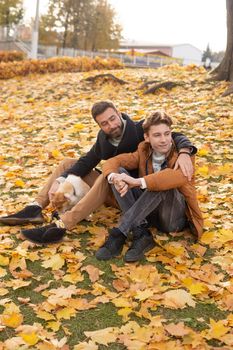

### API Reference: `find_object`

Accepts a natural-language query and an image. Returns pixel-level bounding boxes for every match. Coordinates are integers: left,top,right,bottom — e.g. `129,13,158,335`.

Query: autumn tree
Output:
40,0,94,49
0,0,24,38
87,0,122,51
212,0,233,81
39,0,121,50
39,0,75,47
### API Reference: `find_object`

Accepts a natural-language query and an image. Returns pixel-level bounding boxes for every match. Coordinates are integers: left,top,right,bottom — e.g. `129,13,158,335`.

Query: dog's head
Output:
50,191,72,212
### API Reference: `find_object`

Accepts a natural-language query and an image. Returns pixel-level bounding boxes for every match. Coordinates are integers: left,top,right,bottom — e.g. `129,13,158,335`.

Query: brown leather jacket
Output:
103,141,203,238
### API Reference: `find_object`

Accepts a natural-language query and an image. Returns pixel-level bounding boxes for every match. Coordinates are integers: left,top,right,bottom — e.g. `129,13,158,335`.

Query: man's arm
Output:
172,132,197,181
62,144,101,179
114,165,192,197
144,155,196,192
47,146,101,200
174,151,193,181
102,151,140,178
172,132,197,154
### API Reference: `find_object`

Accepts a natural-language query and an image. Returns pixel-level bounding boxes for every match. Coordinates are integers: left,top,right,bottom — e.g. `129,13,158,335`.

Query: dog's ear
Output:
64,193,72,200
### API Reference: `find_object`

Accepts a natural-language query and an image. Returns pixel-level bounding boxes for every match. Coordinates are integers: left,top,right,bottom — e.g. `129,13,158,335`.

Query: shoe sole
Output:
21,231,63,245
95,247,123,260
0,218,44,226
124,241,156,263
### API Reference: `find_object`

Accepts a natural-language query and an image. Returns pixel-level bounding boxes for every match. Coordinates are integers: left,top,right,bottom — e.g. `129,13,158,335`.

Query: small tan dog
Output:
50,175,90,214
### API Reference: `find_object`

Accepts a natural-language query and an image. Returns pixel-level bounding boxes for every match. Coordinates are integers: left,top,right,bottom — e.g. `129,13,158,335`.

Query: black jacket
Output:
63,113,196,178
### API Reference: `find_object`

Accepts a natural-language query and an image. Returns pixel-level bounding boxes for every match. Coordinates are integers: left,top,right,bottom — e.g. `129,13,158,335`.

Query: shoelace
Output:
103,232,125,249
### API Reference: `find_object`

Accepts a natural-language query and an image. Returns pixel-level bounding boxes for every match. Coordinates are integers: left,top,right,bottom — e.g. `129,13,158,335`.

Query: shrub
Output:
0,56,124,79
0,51,25,63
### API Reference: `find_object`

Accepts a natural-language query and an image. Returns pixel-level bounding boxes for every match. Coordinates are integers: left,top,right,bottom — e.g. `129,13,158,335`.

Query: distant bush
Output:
0,51,25,63
0,56,124,79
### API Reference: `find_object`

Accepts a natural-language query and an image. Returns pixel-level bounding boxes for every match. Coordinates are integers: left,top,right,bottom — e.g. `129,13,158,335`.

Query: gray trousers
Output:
112,168,187,236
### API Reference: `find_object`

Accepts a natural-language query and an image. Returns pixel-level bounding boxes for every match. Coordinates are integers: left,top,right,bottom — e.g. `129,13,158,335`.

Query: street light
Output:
31,0,40,59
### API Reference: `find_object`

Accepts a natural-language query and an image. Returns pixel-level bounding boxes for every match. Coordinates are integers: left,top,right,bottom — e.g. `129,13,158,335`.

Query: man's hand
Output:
111,173,141,196
48,180,60,201
114,180,129,197
174,153,193,181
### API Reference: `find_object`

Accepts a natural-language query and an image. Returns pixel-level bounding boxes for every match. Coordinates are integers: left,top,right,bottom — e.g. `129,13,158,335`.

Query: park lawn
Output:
0,64,232,349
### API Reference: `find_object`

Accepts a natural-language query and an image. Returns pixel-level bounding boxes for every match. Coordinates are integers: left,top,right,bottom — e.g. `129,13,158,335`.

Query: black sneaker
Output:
95,227,126,260
124,226,156,262
0,205,44,225
21,224,66,244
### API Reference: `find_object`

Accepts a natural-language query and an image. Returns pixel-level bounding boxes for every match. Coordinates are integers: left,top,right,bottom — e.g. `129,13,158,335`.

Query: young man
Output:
0,102,196,244
96,111,203,262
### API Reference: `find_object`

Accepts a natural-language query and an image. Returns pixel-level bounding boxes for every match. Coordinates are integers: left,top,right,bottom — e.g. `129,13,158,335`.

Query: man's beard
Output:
109,122,124,138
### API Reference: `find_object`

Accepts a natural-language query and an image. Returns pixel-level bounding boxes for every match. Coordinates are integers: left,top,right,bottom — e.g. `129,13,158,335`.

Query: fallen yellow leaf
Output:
217,229,233,243
1,312,23,328
19,332,39,346
84,327,118,346
163,289,196,309
56,307,76,320
74,341,98,350
36,310,56,321
14,179,25,188
207,318,230,340
200,231,215,245
0,255,10,266
42,254,65,270
46,321,61,332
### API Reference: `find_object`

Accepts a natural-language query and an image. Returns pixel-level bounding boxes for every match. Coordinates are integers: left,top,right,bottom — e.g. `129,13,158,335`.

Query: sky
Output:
23,0,227,52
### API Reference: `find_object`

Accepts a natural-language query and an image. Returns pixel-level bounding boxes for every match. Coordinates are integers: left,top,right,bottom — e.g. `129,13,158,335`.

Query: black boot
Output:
95,227,126,260
0,205,44,225
22,223,66,244
124,226,155,262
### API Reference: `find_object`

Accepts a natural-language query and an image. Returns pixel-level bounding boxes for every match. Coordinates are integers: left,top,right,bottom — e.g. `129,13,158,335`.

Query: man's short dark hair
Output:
143,111,173,134
91,101,118,120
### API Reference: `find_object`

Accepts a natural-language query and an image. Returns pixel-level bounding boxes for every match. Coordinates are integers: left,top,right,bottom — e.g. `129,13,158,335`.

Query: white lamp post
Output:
31,0,40,59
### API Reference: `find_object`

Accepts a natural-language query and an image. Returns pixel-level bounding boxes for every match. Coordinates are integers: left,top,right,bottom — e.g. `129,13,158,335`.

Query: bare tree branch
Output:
84,73,128,85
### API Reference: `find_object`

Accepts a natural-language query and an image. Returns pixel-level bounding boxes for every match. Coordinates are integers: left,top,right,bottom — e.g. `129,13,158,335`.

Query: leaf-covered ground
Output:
0,64,232,350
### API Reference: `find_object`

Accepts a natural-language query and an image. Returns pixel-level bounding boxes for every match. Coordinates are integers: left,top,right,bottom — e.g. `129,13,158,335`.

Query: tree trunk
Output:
62,7,71,49
6,8,10,38
212,0,233,81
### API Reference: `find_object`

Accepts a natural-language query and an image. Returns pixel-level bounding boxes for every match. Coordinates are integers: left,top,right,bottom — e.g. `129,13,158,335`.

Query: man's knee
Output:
58,158,77,172
94,173,107,186
60,158,76,167
118,167,128,174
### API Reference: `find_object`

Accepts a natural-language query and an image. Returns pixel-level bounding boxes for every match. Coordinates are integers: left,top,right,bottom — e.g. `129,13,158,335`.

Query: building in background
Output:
119,40,203,66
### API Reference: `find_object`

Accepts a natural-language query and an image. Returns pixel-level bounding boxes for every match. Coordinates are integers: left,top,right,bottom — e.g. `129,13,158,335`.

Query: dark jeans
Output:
112,168,187,236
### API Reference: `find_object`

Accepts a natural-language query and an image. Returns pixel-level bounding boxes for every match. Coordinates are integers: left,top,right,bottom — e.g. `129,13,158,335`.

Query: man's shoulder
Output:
96,128,107,143
134,119,144,129
122,113,144,127
138,141,150,153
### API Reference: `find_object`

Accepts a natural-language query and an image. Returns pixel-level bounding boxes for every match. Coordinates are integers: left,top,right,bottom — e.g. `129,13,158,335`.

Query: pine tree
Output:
202,44,212,62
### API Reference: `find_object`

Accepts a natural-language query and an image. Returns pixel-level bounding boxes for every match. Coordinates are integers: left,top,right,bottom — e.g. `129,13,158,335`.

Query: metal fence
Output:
0,24,183,67
38,45,183,67
0,24,184,67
